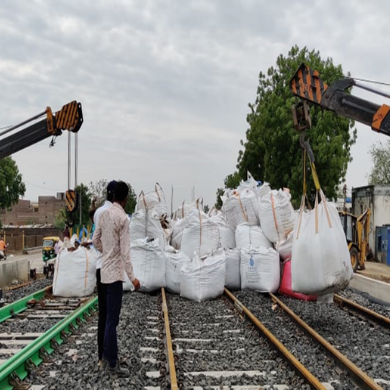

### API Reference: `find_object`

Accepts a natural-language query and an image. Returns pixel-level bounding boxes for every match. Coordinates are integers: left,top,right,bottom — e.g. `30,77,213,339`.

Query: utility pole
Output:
171,185,173,218
343,184,347,212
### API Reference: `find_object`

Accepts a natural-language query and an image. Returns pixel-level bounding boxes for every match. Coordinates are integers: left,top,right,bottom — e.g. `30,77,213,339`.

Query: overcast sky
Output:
1,0,389,211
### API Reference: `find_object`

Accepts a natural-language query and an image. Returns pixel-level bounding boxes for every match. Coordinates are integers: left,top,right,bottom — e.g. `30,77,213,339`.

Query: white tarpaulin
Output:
235,223,272,249
130,238,166,292
180,248,226,302
53,247,97,297
165,246,191,294
291,191,353,295
181,210,220,259
240,246,280,292
225,248,241,289
259,189,295,243
130,208,165,249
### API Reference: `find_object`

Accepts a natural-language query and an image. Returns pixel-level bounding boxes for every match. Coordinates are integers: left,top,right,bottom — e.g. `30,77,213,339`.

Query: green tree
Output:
237,45,357,207
124,182,137,215
367,140,390,184
54,207,67,230
0,157,26,211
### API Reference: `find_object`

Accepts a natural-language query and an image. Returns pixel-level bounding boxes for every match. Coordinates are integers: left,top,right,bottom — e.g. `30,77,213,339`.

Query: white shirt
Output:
93,200,113,269
92,203,135,284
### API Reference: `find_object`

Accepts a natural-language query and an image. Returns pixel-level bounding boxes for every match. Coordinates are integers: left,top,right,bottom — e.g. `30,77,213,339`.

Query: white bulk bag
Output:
208,206,220,218
275,231,294,260
130,238,166,292
236,172,259,193
136,183,168,217
174,197,204,219
210,213,235,249
222,188,259,230
181,210,220,259
171,218,185,250
53,247,97,297
235,223,272,249
240,246,280,292
291,191,353,295
165,247,191,294
225,248,241,289
259,189,295,243
257,182,272,199
130,208,165,249
180,248,226,302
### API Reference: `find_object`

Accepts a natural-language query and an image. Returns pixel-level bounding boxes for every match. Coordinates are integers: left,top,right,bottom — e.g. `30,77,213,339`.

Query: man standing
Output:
93,180,117,369
93,181,140,377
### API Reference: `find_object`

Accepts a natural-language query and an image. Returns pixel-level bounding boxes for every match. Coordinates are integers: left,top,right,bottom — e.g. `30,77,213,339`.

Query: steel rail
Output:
223,288,326,390
0,296,98,390
0,286,52,323
161,287,178,390
270,293,383,390
334,294,390,329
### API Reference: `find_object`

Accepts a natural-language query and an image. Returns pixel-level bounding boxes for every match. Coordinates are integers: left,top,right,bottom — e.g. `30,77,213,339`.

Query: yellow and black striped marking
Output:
65,190,78,213
55,101,83,133
290,64,328,104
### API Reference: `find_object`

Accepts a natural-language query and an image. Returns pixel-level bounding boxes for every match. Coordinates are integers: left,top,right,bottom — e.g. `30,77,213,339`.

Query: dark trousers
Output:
103,280,123,367
96,269,107,361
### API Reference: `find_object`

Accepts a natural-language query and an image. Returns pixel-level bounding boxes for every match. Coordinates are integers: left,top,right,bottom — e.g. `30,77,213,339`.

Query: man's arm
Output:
120,216,140,290
92,217,103,253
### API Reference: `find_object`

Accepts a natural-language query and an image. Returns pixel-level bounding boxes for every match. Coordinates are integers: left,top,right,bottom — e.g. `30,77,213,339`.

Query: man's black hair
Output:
114,181,129,202
107,180,118,202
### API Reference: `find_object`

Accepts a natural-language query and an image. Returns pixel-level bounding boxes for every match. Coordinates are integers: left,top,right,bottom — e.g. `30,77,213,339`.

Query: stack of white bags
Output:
53,177,353,302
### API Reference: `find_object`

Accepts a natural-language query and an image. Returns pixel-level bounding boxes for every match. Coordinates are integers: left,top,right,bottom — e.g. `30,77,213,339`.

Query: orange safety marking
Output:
305,67,314,102
372,104,390,132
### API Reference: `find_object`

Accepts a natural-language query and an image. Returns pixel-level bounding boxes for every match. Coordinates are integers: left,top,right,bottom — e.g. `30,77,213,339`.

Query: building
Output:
352,185,390,264
0,193,65,226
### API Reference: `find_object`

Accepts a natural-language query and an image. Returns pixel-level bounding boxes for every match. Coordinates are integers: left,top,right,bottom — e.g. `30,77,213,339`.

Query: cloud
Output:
1,0,390,210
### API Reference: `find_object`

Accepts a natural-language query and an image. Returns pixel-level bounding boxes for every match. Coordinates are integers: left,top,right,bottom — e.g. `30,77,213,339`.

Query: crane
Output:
0,101,83,226
290,63,390,136
289,64,386,271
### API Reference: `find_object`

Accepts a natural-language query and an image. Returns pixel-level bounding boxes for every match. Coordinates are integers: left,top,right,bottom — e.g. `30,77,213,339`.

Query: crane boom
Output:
0,101,83,159
290,64,390,136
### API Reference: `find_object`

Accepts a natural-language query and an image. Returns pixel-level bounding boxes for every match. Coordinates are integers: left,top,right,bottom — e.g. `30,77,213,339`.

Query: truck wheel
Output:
350,247,359,272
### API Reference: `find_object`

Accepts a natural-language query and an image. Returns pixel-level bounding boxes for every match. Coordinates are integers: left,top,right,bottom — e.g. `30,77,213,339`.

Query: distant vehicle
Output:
42,236,60,262
339,209,371,272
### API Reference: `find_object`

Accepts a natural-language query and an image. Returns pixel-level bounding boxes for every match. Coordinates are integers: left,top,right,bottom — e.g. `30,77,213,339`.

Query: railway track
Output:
160,289,390,389
0,286,98,389
0,285,389,389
